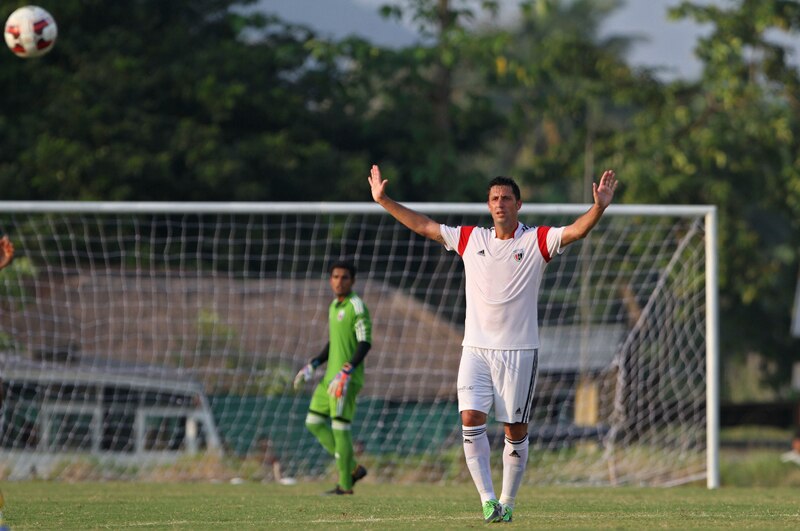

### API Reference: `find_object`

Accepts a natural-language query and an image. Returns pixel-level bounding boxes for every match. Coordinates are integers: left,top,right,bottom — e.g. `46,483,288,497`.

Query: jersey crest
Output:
513,249,525,262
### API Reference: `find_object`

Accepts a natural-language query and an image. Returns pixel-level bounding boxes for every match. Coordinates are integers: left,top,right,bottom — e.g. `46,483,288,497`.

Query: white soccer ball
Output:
4,5,57,59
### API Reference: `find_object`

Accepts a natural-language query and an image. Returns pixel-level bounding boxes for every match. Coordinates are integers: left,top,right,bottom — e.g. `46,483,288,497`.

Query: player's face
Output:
329,268,354,299
487,185,521,224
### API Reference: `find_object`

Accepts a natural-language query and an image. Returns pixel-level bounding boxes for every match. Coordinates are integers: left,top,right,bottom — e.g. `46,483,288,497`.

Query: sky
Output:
258,0,714,79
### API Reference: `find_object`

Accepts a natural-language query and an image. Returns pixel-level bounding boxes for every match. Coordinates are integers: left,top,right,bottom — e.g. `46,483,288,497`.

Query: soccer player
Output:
293,260,372,495
0,236,13,271
367,164,618,523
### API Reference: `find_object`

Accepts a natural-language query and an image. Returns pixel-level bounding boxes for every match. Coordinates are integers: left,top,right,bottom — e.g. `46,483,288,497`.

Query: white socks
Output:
499,434,529,509
462,424,495,504
463,426,530,509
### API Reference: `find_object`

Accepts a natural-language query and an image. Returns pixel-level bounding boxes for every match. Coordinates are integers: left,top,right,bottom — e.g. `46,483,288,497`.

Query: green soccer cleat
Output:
500,504,513,523
483,499,503,523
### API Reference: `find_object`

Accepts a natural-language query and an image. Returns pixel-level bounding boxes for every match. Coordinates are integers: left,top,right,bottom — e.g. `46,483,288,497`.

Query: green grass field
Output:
2,480,799,530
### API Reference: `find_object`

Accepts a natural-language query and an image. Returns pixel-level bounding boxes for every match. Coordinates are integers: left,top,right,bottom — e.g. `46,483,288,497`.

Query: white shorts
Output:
457,346,539,424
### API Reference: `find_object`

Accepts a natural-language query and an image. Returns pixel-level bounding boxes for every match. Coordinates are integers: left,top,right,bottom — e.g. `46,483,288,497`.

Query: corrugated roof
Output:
0,273,626,400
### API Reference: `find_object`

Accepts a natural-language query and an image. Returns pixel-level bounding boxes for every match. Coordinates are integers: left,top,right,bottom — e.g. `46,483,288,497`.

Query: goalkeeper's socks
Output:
305,412,335,455
499,434,529,509
332,419,356,491
462,424,495,504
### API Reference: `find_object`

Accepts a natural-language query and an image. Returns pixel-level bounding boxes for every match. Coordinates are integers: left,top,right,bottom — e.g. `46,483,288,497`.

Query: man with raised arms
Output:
368,165,618,523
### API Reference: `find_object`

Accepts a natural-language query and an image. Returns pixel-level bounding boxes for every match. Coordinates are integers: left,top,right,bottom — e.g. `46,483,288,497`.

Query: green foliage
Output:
721,449,800,487
0,0,367,201
0,256,37,305
617,0,800,390
2,0,800,395
247,363,294,397
0,256,37,318
475,0,652,202
0,331,16,351
721,426,793,442
196,308,239,356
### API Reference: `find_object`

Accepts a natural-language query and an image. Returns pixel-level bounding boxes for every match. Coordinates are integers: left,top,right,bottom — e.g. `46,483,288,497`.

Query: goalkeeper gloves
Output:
327,363,353,399
328,363,353,416
293,362,316,390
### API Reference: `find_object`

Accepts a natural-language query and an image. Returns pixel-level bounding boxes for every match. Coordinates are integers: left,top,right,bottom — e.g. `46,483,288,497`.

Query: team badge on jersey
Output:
337,309,346,321
512,249,525,262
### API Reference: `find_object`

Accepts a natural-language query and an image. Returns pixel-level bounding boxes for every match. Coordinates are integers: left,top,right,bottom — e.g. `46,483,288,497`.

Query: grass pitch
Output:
2,481,799,530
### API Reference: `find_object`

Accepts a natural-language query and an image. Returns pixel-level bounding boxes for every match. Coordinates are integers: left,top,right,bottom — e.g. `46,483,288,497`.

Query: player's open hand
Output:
593,170,618,210
368,165,388,203
0,236,14,271
293,363,315,391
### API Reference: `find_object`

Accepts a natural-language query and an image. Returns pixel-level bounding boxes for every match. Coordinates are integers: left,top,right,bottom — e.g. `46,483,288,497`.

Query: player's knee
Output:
461,409,487,426
305,411,328,429
332,418,351,430
505,422,528,440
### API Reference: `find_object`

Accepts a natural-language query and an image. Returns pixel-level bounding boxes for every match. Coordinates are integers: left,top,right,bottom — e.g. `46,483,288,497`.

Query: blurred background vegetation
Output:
0,0,799,403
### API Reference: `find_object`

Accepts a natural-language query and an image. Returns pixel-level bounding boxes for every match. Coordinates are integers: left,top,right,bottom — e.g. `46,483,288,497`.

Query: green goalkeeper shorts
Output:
309,379,362,422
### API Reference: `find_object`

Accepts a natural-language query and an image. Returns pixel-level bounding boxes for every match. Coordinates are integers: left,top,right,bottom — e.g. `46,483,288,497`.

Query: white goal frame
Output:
0,201,719,488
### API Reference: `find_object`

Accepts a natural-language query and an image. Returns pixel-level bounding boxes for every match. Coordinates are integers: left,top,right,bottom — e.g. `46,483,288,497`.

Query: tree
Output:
311,0,506,201
616,0,800,393
479,0,654,203
0,0,372,201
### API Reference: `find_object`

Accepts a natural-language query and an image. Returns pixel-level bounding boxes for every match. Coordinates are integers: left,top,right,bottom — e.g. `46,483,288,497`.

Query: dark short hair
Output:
329,260,356,279
487,176,520,201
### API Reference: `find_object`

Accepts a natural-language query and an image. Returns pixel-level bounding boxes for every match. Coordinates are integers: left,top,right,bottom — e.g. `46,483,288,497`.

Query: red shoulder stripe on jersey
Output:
536,226,552,262
458,226,476,256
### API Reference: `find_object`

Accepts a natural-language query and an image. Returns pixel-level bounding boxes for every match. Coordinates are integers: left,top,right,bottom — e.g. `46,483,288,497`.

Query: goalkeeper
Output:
293,260,372,495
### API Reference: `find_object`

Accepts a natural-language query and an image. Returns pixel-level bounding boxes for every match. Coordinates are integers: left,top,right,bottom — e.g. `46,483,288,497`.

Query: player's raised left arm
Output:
561,170,618,247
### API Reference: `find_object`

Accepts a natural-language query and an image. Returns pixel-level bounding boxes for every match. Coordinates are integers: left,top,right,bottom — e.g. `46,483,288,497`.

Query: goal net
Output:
0,202,718,487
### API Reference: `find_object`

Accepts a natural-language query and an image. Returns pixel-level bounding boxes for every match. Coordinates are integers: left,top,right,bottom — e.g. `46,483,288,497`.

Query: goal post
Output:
0,201,718,488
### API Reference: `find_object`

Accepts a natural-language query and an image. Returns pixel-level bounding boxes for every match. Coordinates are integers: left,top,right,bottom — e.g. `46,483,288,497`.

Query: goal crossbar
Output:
0,201,713,217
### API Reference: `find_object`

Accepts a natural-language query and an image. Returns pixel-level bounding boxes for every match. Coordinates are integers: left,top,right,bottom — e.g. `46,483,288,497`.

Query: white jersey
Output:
440,222,564,349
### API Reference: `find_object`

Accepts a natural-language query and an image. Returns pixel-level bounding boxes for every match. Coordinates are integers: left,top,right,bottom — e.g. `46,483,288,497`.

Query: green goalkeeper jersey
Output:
324,292,372,387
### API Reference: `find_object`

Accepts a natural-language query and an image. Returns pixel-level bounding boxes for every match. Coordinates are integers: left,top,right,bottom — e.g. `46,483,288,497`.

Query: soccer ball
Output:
4,5,57,58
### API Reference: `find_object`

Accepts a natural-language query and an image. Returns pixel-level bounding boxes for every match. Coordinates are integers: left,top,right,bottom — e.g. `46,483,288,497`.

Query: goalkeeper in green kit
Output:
293,260,371,494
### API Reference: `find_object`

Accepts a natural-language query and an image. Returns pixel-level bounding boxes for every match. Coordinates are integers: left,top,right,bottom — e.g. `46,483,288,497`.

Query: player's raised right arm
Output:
368,165,444,243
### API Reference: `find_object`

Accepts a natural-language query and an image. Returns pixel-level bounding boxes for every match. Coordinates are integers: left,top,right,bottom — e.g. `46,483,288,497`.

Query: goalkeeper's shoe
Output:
482,500,503,523
500,504,513,523
352,464,368,484
323,485,354,495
